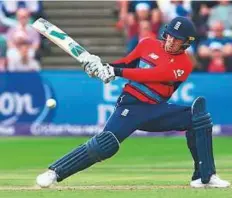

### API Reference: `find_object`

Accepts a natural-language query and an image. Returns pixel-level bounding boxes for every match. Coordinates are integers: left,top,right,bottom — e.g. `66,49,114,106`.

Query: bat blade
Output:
32,18,90,62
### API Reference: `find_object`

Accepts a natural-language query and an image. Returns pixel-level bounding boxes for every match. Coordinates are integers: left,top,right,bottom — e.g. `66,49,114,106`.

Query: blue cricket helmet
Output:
162,17,196,49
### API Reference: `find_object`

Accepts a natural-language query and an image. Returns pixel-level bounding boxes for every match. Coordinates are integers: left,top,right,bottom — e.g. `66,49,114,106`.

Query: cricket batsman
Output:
36,17,230,188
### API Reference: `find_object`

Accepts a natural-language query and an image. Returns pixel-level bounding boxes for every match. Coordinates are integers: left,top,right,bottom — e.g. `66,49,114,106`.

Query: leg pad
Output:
191,97,215,184
49,131,120,181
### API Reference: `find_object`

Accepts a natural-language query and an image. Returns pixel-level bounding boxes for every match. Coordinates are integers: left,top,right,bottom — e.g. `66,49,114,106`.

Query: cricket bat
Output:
32,18,90,62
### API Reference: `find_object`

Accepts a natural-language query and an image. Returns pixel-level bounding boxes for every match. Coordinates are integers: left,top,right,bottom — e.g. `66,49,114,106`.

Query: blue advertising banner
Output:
0,71,231,136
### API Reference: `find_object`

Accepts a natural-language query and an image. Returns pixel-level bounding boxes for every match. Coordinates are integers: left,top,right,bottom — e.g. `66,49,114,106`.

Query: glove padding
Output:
78,54,103,77
84,61,102,77
97,64,115,84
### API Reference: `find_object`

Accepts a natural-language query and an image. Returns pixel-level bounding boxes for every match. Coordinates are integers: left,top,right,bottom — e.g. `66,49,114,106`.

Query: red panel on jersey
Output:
113,38,193,103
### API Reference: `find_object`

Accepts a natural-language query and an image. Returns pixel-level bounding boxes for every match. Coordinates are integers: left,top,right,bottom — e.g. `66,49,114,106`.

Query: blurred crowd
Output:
1,0,232,73
0,0,46,72
115,0,232,73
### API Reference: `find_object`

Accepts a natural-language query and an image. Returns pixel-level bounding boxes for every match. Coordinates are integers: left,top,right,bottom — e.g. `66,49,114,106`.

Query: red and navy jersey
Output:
111,38,193,104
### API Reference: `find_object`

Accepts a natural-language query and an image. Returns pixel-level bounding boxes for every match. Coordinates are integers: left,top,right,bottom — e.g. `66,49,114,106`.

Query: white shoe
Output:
36,170,57,188
190,175,231,188
190,178,205,188
207,175,231,188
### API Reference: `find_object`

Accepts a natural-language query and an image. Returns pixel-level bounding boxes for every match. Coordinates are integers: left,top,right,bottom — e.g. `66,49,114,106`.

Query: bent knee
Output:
86,131,120,162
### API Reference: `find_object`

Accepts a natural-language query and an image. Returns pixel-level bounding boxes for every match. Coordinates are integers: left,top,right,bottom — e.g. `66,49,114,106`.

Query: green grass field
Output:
0,137,231,198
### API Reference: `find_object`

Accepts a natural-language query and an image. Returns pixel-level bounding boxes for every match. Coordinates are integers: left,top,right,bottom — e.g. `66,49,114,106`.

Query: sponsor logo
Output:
148,53,159,60
50,30,68,40
69,42,86,57
121,109,129,116
39,18,52,30
0,72,55,135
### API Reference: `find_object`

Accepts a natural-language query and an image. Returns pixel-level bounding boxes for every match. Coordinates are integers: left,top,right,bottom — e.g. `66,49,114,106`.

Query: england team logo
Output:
174,21,182,30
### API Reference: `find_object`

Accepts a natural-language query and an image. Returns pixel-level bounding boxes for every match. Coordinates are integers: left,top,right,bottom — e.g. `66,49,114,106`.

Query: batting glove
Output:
79,54,103,77
97,64,115,83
